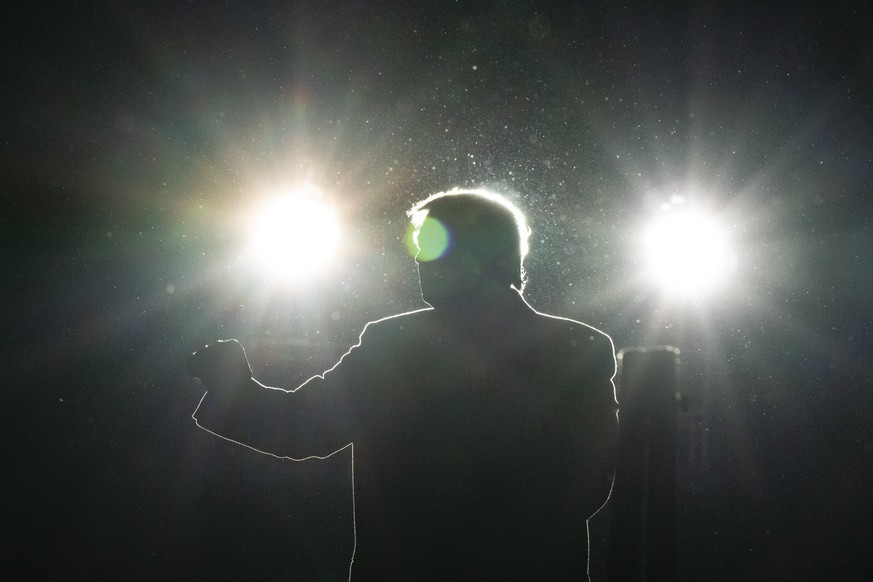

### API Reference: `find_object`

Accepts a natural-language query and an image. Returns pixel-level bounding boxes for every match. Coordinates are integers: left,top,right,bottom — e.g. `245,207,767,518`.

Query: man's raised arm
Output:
187,339,358,460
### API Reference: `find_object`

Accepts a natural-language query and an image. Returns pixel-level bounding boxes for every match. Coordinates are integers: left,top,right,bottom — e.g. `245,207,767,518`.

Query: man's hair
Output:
408,188,531,291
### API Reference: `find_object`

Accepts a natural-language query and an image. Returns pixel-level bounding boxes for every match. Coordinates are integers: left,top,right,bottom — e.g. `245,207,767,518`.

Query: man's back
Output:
190,190,619,580
334,301,617,580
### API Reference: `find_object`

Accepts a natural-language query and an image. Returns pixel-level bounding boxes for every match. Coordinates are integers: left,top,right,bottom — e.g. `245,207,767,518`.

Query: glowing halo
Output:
246,192,340,283
642,207,735,297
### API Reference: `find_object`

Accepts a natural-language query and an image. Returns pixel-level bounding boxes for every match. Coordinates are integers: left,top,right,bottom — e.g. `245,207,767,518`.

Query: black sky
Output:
3,1,873,579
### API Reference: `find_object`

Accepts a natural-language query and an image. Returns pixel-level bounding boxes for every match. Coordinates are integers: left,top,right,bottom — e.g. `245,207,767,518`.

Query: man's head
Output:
408,189,531,306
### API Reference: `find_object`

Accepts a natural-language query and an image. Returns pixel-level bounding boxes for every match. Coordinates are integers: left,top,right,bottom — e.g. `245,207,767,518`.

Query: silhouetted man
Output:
188,189,618,580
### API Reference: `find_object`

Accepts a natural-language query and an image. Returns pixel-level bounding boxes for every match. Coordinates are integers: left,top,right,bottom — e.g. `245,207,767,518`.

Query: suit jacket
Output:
194,296,618,581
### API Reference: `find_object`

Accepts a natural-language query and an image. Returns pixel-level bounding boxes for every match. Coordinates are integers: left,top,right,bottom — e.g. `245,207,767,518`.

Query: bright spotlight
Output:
247,192,340,282
642,208,735,296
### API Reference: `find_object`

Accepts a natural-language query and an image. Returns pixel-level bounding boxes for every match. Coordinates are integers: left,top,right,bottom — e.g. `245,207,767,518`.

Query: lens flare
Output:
407,216,451,261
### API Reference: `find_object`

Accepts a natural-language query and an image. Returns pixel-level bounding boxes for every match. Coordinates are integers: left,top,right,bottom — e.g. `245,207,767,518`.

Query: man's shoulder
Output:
523,308,618,406
358,308,434,338
358,304,613,354
528,309,614,350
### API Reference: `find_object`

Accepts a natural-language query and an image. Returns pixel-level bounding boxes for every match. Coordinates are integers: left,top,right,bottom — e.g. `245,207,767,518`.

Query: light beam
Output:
642,206,735,297
246,190,340,283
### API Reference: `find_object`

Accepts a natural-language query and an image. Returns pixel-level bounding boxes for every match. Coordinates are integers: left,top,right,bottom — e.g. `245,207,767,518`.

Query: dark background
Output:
3,1,872,579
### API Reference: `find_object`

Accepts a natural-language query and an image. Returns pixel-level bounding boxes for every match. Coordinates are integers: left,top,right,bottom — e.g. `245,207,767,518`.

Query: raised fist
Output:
187,339,253,390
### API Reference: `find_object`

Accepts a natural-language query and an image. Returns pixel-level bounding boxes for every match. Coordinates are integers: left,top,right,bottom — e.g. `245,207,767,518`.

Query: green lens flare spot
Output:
406,217,450,261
